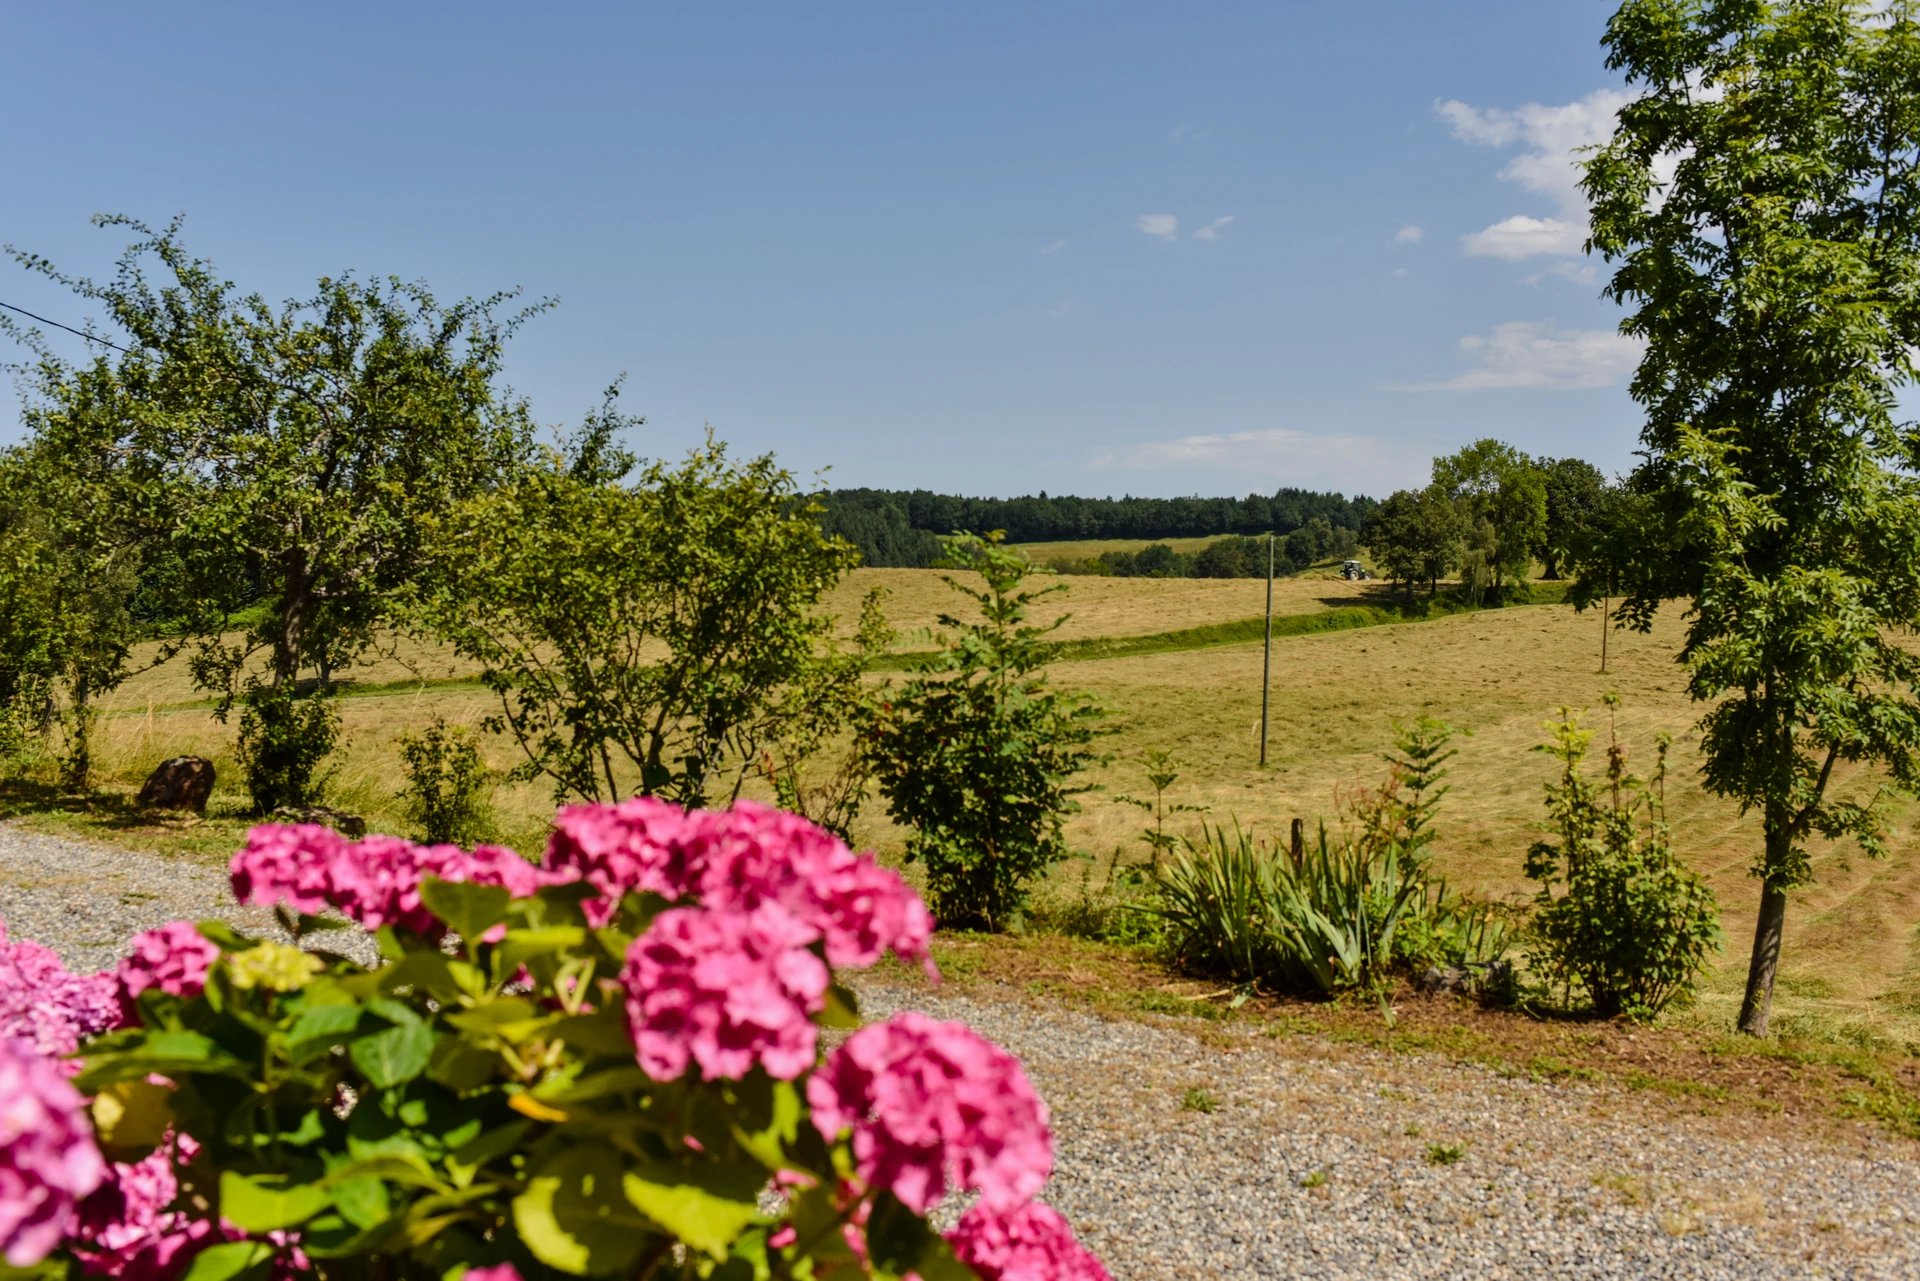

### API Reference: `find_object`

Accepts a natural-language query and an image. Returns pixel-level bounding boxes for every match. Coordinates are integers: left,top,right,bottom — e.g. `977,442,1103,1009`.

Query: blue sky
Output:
1,2,1642,499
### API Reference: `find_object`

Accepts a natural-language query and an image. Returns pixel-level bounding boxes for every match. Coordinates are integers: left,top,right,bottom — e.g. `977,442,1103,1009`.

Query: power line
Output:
0,300,134,355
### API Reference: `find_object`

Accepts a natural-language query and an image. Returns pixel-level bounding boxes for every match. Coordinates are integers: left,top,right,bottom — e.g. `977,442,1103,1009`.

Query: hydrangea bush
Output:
0,800,1110,1281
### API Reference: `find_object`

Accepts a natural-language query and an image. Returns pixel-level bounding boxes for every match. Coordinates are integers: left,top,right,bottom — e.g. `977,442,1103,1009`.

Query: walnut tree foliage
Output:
1585,0,1920,1034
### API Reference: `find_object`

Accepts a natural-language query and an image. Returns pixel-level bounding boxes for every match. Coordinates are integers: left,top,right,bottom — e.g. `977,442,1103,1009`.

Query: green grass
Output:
868,582,1570,671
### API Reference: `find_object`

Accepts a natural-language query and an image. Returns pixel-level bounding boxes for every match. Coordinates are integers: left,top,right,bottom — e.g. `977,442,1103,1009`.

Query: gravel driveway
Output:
3,822,1915,1279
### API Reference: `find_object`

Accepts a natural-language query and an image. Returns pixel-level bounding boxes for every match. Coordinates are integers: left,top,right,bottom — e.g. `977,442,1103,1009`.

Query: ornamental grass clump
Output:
0,799,1109,1281
1150,718,1510,999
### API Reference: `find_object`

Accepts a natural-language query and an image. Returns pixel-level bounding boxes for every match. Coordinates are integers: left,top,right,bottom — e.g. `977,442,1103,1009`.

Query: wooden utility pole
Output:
1260,532,1273,766
1601,593,1610,674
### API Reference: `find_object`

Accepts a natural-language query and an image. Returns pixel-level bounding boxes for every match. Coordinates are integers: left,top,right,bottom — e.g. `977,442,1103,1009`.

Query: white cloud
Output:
1092,427,1395,477
1394,224,1425,244
1137,213,1179,240
1438,88,1631,260
1521,260,1601,287
1193,216,1234,241
1392,267,1410,278
1048,298,1074,318
1040,239,1068,255
1395,321,1642,391
1460,214,1584,260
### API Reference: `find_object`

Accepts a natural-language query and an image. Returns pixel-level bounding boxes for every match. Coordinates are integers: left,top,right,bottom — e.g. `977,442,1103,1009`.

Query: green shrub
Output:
1149,718,1509,997
1525,698,1722,1019
866,532,1109,929
235,682,339,814
396,717,496,845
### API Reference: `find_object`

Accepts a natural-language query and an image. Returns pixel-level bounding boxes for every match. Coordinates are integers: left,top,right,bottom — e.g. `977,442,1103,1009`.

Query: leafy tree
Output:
1586,0,1920,1035
1190,536,1259,578
0,435,147,789
416,433,862,807
1537,456,1612,580
1362,488,1464,598
5,216,540,705
865,533,1110,929
1526,700,1722,1019
1430,439,1546,589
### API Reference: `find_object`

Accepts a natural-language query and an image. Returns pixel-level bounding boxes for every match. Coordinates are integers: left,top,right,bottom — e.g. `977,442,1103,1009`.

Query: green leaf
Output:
512,1145,657,1276
350,1021,437,1088
219,1171,334,1232
535,1064,655,1105
76,1030,246,1090
421,877,512,944
330,1178,391,1230
286,1002,365,1062
321,1153,447,1191
730,1079,801,1170
864,1192,975,1281
446,1121,530,1188
552,1008,633,1057
817,983,861,1030
428,1037,502,1092
621,1157,763,1261
444,998,540,1031
493,927,588,985
177,1241,275,1281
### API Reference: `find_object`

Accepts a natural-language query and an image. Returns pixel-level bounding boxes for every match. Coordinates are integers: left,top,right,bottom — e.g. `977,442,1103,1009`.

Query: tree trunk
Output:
274,552,314,688
1737,871,1789,1037
59,673,93,792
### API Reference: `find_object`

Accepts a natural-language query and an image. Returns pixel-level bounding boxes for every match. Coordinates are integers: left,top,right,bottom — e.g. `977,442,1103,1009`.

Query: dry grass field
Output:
39,568,1920,1049
1009,536,1222,565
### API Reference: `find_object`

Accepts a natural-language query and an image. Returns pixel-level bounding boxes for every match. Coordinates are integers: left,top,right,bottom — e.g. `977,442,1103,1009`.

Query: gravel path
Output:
4,822,1916,1279
0,822,380,971
855,983,1920,1280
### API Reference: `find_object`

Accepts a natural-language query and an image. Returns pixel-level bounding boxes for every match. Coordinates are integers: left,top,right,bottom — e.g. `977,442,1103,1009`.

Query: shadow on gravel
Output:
0,779,261,862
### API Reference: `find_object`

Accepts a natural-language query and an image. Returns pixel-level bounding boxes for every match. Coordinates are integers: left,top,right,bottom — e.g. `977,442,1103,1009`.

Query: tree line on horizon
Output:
810,486,1378,568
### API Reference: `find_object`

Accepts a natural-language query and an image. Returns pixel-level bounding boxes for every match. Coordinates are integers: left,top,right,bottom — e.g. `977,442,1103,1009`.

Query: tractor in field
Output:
1341,560,1370,580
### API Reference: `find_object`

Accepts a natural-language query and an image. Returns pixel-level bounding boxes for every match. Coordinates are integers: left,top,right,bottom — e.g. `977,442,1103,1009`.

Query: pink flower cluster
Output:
807,1013,1052,1214
74,1140,220,1281
549,800,935,975
0,925,119,1069
114,924,219,1022
230,825,552,937
621,904,828,1082
572,800,935,1084
0,1039,105,1266
946,1202,1113,1281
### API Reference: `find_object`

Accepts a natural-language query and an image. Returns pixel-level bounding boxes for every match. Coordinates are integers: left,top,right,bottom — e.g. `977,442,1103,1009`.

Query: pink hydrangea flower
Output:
0,1038,106,1265
74,1140,221,1281
546,799,936,974
0,924,119,1070
231,826,552,938
461,1265,523,1281
946,1202,1113,1281
688,802,937,977
115,924,220,1023
228,823,341,917
621,903,828,1082
544,798,702,925
807,1013,1053,1215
